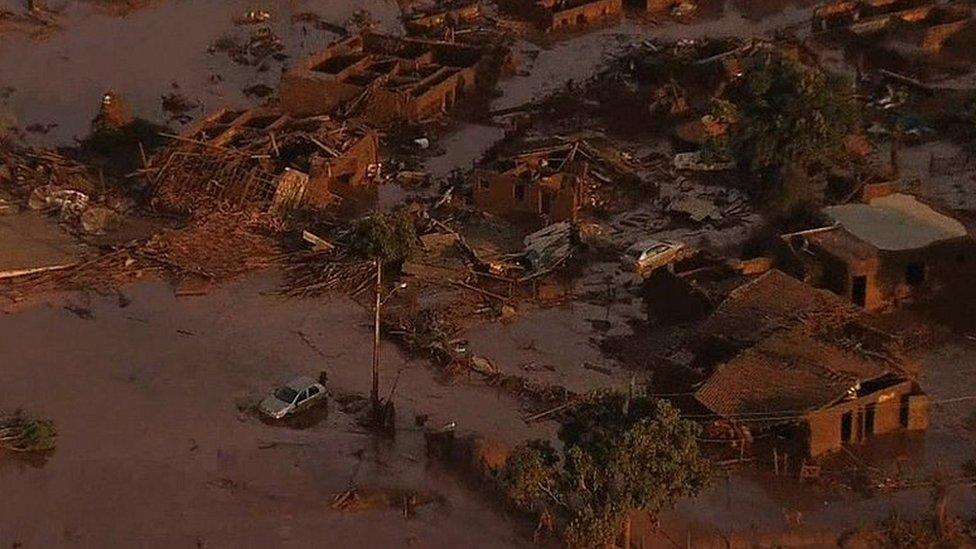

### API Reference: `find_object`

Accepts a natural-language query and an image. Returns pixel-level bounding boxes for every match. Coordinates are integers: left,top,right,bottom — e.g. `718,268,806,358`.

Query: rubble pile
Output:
139,210,284,281
279,252,375,297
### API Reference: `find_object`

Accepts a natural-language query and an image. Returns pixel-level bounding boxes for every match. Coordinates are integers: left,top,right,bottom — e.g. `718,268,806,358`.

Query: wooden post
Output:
773,447,779,475
371,258,382,417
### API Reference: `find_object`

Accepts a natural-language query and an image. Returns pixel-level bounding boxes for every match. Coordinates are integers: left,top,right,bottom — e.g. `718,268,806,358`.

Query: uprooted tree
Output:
496,394,710,547
717,47,862,219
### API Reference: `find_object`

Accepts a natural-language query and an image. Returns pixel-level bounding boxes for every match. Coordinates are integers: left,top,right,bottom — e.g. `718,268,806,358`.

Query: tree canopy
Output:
497,394,710,547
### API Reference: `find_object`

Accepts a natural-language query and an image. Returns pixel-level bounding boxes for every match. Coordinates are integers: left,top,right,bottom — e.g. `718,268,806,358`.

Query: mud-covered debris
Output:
0,411,57,452
234,10,271,25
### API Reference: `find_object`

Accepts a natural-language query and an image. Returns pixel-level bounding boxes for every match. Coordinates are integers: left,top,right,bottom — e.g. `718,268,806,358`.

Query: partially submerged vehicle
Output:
623,239,686,275
259,376,326,420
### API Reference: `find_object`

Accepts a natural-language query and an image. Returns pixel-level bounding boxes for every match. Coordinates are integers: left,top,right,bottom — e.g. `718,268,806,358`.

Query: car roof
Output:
284,376,316,391
628,238,669,251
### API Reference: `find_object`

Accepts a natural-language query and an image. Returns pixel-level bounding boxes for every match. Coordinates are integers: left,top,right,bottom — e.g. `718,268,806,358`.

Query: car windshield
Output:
274,387,299,403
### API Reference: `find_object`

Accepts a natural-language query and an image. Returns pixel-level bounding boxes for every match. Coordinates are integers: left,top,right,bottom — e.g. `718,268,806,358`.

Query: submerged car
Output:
259,376,326,420
623,239,685,275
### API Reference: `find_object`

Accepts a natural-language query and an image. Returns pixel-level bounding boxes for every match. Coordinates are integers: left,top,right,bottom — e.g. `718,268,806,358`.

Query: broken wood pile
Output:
146,143,279,214
0,144,100,201
331,487,443,515
0,411,57,453
138,209,285,280
0,246,149,299
278,251,375,297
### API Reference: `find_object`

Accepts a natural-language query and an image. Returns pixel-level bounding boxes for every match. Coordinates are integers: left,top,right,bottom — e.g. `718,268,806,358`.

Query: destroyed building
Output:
401,0,484,36
693,269,928,457
280,32,497,124
782,190,974,311
148,106,379,214
497,0,622,32
812,0,973,51
472,141,591,225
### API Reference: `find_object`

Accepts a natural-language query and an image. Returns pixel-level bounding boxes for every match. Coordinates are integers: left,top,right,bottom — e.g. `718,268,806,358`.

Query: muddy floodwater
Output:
0,275,544,547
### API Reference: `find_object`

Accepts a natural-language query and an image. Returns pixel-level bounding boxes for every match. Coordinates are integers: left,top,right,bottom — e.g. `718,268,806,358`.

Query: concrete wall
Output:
812,238,976,311
546,0,622,30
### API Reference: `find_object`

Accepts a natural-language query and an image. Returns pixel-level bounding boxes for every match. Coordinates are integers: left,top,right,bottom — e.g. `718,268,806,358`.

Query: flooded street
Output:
0,275,542,547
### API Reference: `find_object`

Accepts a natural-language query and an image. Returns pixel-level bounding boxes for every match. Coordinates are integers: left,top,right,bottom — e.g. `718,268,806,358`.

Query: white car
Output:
623,239,685,275
259,376,326,420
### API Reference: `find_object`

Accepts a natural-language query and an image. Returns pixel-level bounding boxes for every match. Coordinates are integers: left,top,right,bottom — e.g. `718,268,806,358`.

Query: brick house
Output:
280,32,494,125
782,191,974,311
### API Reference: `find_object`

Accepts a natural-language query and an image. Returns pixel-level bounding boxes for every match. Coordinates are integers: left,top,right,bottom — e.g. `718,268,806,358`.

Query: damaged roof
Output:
695,328,894,425
824,193,968,251
700,269,860,345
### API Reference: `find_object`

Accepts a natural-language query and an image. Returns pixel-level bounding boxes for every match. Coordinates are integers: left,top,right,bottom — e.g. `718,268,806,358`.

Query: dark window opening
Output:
541,193,553,214
852,276,867,307
841,411,853,443
900,395,911,428
906,262,925,286
865,404,876,436
514,184,526,201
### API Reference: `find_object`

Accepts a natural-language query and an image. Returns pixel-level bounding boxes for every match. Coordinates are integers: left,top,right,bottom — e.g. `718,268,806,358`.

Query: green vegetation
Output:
0,412,57,452
350,210,418,265
497,394,710,547
722,49,862,217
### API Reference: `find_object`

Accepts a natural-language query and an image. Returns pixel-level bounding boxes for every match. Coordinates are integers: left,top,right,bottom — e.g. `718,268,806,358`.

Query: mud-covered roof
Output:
700,269,860,345
695,328,893,424
824,193,968,252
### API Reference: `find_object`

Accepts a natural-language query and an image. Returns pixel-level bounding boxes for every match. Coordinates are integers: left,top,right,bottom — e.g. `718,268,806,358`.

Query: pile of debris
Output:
145,107,378,216
138,209,284,281
0,411,56,453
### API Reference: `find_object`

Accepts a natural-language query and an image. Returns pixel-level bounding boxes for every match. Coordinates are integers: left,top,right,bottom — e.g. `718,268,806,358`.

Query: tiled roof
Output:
695,328,892,425
700,269,860,345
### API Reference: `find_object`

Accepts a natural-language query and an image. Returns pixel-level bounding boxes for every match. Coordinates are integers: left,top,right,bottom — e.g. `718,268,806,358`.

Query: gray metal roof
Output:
824,193,967,251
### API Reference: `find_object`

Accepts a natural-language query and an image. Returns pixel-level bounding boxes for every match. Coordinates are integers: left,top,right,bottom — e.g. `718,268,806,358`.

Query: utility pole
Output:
371,258,381,417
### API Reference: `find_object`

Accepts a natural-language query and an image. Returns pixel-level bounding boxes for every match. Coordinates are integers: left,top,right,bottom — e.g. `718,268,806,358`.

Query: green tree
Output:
497,395,710,547
350,210,418,265
728,49,861,214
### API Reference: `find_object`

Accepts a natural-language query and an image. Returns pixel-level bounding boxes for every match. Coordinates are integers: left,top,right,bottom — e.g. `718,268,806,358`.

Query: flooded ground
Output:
0,274,547,547
654,339,976,545
3,0,976,546
0,0,401,145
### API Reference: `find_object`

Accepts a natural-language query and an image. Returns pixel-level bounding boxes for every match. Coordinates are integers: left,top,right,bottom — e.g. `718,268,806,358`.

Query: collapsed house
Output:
472,140,590,224
148,106,379,214
812,0,972,52
401,0,484,36
693,269,928,457
782,190,974,311
280,32,498,124
497,0,622,32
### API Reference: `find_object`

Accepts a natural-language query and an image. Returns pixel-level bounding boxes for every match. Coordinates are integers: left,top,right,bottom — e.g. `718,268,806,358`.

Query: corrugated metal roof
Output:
824,193,968,251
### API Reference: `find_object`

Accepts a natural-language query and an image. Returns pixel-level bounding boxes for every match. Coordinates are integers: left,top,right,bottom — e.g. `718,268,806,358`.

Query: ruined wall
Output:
547,0,622,30
805,380,925,457
280,75,363,117
473,171,579,222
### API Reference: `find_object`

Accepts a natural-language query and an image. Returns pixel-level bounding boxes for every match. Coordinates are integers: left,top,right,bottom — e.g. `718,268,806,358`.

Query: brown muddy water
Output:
0,274,548,547
0,0,402,145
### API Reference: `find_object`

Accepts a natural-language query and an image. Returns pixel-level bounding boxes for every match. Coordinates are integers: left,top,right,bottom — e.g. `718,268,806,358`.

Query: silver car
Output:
623,239,685,275
259,376,326,420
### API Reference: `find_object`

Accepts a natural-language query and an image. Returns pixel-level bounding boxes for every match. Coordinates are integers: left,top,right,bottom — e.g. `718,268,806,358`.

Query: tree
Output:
350,209,418,265
497,395,710,547
725,49,861,215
